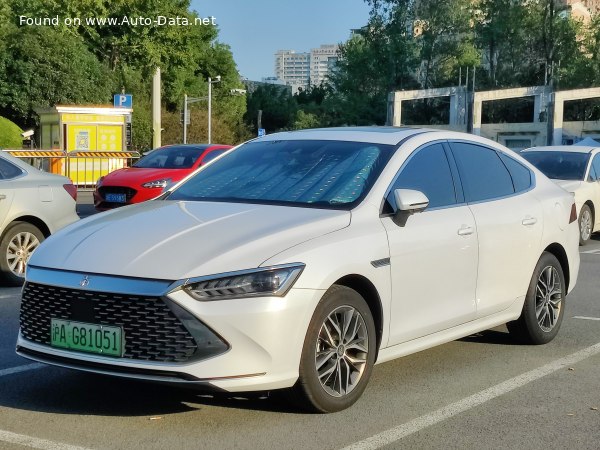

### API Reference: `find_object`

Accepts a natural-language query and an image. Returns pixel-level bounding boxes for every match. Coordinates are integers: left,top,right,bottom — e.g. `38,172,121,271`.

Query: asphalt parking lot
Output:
0,199,599,449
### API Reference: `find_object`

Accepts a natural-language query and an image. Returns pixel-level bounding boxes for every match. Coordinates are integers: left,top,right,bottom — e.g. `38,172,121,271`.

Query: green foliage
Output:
0,0,246,148
244,85,297,134
0,116,23,148
0,25,116,122
292,111,321,130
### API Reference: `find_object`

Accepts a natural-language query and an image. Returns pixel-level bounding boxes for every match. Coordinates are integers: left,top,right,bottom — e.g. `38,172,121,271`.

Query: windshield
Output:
133,146,208,169
521,151,590,181
167,139,397,209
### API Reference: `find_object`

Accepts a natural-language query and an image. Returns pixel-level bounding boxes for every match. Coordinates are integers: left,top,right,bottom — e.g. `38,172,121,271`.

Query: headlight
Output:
96,176,104,188
142,178,171,189
182,264,305,301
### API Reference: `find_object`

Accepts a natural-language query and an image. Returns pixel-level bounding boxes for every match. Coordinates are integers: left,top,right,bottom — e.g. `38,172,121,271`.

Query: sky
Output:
190,0,371,81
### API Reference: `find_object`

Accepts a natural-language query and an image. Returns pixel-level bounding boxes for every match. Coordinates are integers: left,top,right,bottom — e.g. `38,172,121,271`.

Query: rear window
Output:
521,151,589,181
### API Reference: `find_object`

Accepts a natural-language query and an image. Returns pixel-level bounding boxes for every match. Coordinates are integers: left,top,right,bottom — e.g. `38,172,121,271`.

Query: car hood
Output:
102,167,190,185
30,200,350,280
554,179,583,193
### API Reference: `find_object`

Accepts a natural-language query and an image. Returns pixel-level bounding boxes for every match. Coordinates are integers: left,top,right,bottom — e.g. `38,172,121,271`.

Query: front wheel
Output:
0,222,44,286
288,285,376,413
507,252,565,345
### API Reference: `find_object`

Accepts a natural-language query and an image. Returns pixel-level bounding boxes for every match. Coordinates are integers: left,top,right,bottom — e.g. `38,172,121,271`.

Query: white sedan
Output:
521,144,600,245
0,152,79,285
17,128,579,412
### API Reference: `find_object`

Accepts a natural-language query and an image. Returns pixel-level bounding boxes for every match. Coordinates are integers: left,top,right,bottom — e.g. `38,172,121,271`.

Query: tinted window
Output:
134,145,209,169
499,153,532,192
592,154,600,181
201,149,227,165
451,142,514,202
589,163,598,181
520,151,590,181
0,157,24,180
168,140,396,209
390,143,457,209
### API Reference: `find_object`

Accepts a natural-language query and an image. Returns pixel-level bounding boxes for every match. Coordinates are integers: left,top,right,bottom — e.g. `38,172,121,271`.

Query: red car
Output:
94,144,232,210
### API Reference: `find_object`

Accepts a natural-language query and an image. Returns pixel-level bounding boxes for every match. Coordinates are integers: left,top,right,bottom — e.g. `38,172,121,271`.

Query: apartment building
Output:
274,44,340,92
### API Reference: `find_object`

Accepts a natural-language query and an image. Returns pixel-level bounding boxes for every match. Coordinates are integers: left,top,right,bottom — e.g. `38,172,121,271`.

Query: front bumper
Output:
16,268,324,392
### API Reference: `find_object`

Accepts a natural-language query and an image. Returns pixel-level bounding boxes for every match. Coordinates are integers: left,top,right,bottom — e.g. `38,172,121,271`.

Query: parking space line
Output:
0,429,91,450
573,316,600,321
340,342,600,450
0,363,44,378
580,249,600,254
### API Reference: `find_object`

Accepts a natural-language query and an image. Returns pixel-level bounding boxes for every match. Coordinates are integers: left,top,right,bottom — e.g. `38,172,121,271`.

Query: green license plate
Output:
50,319,124,357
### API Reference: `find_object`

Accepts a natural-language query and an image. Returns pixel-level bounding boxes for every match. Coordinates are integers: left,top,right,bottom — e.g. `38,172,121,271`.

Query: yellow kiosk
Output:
36,105,134,186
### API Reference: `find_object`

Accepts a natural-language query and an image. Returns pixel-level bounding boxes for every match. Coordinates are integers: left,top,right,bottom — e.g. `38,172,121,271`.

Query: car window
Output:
168,140,397,210
451,142,514,203
388,143,457,209
0,157,25,180
589,163,598,181
201,149,227,165
592,154,600,181
498,152,532,192
520,151,590,181
133,146,208,169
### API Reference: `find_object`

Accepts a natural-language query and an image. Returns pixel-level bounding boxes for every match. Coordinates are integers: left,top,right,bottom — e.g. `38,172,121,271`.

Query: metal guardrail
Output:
2,149,140,191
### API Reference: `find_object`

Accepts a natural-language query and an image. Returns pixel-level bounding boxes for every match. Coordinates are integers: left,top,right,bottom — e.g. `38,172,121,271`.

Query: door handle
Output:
522,217,537,226
0,195,5,200
457,225,474,236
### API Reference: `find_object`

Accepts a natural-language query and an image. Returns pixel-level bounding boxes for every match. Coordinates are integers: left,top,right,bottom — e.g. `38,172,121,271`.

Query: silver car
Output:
0,152,79,285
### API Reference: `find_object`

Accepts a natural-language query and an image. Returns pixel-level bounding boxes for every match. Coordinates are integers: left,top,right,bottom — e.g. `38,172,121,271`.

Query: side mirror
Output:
394,189,429,214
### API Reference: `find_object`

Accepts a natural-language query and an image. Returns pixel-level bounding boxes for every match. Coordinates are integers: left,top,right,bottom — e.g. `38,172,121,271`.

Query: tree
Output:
0,25,116,124
244,85,297,133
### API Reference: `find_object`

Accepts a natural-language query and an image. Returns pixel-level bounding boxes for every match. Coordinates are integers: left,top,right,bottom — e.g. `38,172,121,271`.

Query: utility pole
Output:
183,94,188,144
208,75,221,144
152,68,161,148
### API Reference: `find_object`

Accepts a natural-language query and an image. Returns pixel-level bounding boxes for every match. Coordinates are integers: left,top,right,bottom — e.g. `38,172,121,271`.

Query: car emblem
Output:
80,276,90,287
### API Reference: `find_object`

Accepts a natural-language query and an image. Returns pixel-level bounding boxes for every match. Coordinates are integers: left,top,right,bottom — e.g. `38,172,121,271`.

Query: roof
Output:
521,145,599,154
259,127,429,146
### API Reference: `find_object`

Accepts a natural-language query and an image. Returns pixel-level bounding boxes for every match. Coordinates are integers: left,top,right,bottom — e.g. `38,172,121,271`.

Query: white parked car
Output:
521,144,600,245
0,152,79,285
17,128,579,412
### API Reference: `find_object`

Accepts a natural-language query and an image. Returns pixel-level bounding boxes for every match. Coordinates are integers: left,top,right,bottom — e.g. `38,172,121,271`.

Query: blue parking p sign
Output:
258,128,266,137
114,94,133,108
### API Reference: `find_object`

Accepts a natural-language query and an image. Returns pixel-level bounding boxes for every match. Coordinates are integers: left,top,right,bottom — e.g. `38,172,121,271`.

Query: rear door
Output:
449,141,543,318
0,158,22,228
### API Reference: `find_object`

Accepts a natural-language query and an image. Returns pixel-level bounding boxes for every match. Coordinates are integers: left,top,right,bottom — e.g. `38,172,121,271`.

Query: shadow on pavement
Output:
0,366,302,416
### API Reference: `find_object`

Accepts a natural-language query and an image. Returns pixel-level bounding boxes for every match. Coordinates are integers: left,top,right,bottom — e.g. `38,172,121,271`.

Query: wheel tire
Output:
0,222,44,286
288,285,377,413
507,252,566,345
578,204,593,246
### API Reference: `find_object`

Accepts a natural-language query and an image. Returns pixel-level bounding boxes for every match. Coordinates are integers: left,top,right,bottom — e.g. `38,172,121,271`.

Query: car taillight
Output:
569,202,577,224
63,184,77,201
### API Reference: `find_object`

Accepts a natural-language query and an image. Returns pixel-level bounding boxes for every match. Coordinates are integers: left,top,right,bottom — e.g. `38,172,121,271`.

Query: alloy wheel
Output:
535,265,563,332
6,231,40,277
315,305,369,397
580,208,592,242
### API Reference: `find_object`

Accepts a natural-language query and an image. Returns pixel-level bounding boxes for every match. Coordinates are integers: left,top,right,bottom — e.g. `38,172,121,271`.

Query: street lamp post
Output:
208,75,221,144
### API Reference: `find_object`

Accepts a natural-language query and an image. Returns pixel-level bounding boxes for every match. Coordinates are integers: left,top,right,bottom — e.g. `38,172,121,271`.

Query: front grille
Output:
20,282,225,363
98,186,137,201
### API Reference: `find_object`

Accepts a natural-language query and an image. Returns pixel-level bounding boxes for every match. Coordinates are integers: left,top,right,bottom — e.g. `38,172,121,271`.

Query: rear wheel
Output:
507,252,565,344
578,204,592,246
288,285,376,413
0,222,44,286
